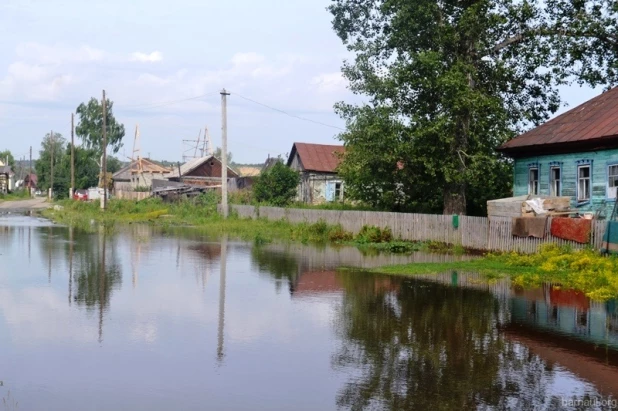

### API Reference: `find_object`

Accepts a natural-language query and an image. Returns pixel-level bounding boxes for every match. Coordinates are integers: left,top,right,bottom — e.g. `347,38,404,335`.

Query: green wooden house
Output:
499,87,618,219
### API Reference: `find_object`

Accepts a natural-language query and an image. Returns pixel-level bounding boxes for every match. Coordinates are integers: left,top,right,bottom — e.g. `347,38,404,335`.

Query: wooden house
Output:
167,155,239,186
499,87,618,218
0,164,14,194
286,143,346,204
112,158,171,192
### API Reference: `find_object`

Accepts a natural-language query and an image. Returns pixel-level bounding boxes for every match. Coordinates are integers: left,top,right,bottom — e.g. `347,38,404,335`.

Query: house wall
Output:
297,173,344,204
113,173,163,192
513,149,618,218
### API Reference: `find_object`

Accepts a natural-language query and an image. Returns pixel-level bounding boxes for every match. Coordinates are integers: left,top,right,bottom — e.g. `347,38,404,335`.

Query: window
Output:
609,165,618,199
550,167,561,196
335,182,343,200
578,165,591,202
528,168,539,195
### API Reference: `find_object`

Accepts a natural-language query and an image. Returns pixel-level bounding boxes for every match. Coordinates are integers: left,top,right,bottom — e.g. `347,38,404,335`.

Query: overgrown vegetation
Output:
375,244,618,300
253,162,300,206
0,189,31,201
42,197,459,255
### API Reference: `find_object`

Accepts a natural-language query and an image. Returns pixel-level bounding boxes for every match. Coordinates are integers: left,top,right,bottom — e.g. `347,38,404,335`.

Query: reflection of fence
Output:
225,205,607,254
115,190,151,201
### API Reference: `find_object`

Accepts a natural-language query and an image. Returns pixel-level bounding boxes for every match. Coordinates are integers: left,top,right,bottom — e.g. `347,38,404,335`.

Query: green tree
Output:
253,162,299,206
54,145,100,197
106,156,123,174
330,0,618,215
35,132,66,195
214,147,233,163
76,97,126,186
0,150,15,169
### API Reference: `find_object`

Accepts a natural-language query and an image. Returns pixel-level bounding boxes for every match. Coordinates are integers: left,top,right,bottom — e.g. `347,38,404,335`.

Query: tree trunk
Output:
443,182,467,215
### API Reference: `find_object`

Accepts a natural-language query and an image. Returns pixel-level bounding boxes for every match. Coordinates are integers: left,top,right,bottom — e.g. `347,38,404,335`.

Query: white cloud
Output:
0,61,73,101
130,51,163,63
311,72,347,94
15,42,106,65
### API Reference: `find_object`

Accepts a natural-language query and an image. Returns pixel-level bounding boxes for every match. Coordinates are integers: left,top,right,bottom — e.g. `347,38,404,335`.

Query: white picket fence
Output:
224,205,607,254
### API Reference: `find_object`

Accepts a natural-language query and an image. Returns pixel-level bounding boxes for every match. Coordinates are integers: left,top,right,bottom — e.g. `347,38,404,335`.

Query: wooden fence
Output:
115,190,151,201
225,204,607,254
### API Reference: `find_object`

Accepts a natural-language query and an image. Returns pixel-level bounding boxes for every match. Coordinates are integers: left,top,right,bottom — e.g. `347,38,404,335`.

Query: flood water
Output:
2,215,618,410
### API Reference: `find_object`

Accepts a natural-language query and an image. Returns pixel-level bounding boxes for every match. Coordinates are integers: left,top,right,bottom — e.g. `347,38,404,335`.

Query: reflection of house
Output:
291,270,399,297
499,87,618,217
112,158,171,192
167,156,239,187
504,324,618,397
510,285,618,348
287,143,346,204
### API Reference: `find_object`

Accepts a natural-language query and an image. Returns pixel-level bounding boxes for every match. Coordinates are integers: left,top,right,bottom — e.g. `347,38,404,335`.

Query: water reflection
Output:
1,216,618,410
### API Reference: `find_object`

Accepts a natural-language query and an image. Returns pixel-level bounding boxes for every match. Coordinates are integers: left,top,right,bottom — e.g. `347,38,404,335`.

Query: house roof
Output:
168,155,238,178
0,166,13,176
24,174,37,185
287,142,345,173
237,166,261,176
499,87,618,156
112,158,171,180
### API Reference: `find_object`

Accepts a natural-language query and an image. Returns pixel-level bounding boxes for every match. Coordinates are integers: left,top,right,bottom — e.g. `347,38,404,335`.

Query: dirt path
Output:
0,197,51,212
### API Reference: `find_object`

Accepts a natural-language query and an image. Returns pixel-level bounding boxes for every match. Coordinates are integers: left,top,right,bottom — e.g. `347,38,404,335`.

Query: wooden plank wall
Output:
227,205,607,254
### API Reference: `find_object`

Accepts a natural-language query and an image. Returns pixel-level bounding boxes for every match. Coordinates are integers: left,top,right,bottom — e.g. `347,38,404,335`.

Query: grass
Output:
373,244,618,301
0,190,31,201
41,196,464,254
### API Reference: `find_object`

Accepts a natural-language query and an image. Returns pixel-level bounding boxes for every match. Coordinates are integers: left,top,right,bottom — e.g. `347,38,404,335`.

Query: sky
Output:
0,0,605,164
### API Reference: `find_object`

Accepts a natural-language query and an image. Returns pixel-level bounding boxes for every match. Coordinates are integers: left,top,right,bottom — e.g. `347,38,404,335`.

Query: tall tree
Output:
35,132,66,195
0,150,15,169
76,97,126,186
330,0,618,215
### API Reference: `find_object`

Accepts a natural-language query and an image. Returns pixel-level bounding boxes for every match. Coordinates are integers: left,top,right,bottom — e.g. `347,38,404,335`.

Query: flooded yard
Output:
1,214,617,410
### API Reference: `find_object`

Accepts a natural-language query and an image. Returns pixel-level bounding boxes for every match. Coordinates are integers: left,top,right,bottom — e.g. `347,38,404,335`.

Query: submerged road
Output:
0,197,51,212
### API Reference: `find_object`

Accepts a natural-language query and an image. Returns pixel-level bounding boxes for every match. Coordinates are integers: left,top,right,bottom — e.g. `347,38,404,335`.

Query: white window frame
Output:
577,165,591,202
608,164,618,200
334,181,343,200
550,166,561,197
528,167,539,195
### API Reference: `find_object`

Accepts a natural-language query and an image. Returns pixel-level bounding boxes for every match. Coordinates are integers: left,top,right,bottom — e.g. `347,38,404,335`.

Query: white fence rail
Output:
224,205,607,254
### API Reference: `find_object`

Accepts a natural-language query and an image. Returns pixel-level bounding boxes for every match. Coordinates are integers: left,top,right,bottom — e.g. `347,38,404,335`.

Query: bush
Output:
356,225,393,243
253,162,299,206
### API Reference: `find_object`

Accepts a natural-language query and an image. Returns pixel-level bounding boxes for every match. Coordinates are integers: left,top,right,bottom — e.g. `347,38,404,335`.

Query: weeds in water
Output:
2,391,18,411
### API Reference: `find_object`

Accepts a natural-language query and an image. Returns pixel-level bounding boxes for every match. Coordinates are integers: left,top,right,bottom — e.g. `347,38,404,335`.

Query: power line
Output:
229,92,345,131
118,91,220,110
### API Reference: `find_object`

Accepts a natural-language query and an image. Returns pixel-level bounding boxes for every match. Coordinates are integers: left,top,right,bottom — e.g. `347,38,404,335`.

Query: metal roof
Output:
112,158,171,180
287,143,345,173
168,155,238,178
500,87,618,154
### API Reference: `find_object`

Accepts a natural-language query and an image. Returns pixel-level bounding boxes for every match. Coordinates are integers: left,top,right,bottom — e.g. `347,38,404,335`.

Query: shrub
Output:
253,162,300,206
356,225,392,243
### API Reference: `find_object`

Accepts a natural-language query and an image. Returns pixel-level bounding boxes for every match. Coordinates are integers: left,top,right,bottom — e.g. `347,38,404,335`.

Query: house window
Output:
578,165,591,202
550,166,561,197
609,165,618,200
335,182,343,200
528,167,539,195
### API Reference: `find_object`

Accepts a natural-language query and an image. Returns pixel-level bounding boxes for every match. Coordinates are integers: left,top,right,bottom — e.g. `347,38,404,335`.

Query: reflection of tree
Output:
72,232,122,312
332,273,563,410
250,247,299,293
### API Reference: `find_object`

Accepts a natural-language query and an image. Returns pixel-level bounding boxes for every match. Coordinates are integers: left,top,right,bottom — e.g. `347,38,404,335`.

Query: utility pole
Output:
49,130,54,200
70,112,75,199
220,89,230,219
101,90,107,210
29,146,32,197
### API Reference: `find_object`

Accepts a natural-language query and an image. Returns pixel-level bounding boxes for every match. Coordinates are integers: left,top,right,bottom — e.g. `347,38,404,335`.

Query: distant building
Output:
112,158,171,192
286,142,345,204
499,87,618,218
0,162,14,194
167,155,239,186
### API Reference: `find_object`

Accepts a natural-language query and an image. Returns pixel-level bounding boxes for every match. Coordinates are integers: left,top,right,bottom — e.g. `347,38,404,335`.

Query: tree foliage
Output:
0,150,15,169
75,97,125,156
253,162,300,206
329,0,618,215
35,132,66,195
